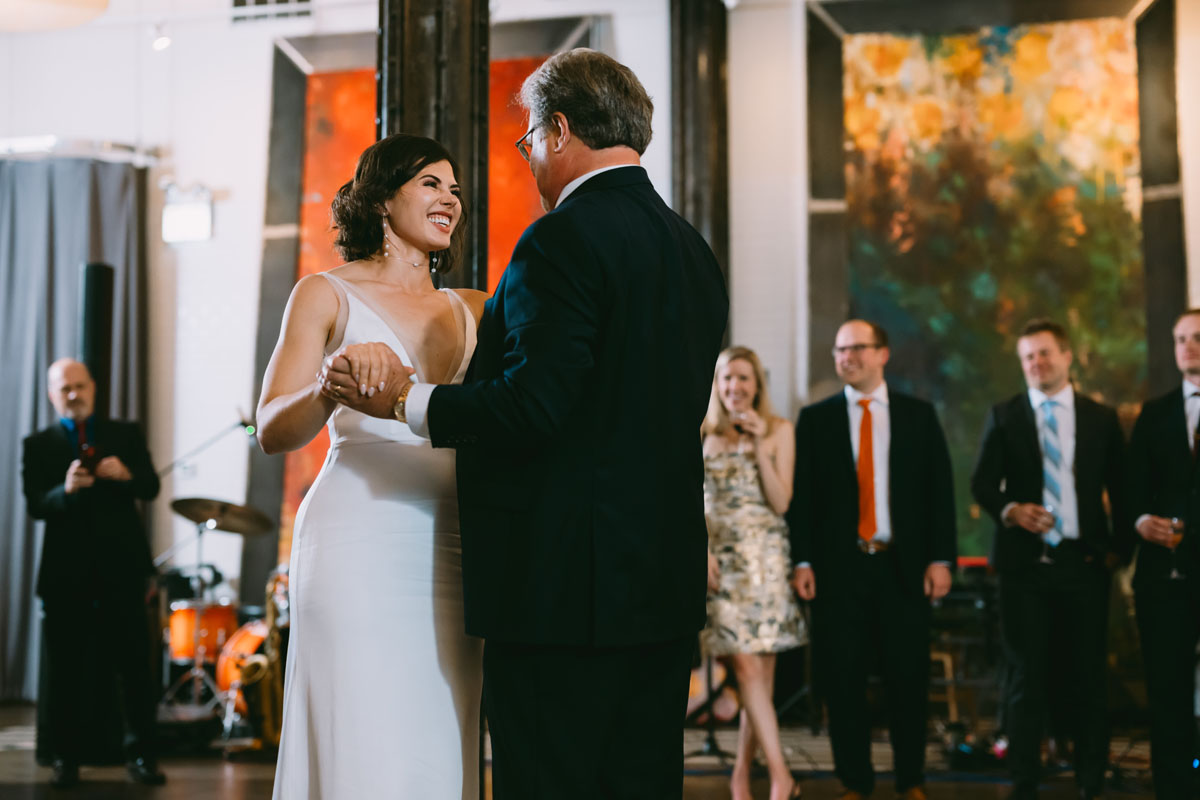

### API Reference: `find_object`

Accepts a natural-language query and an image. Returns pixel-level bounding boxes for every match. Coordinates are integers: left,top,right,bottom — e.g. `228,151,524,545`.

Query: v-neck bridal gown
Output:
272,272,482,800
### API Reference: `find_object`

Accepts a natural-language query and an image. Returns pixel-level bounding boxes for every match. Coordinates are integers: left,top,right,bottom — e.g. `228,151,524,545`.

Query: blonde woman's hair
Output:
701,346,780,438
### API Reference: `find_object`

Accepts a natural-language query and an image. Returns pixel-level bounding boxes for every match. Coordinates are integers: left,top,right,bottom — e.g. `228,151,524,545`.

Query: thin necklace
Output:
381,220,429,269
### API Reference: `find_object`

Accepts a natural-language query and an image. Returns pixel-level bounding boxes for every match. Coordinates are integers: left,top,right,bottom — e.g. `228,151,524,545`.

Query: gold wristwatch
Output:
392,381,414,424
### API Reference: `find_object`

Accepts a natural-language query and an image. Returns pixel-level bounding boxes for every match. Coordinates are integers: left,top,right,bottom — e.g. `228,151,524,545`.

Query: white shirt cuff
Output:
1000,502,1018,526
795,562,811,569
1135,513,1152,530
405,383,435,440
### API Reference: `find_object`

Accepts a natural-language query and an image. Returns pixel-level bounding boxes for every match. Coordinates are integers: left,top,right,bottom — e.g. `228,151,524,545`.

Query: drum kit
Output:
155,497,286,749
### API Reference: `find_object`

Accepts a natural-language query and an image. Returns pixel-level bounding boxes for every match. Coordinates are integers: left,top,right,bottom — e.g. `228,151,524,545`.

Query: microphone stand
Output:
157,417,256,479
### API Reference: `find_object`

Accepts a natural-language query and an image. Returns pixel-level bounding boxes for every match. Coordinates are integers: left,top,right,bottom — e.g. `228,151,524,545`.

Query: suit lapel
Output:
1017,393,1044,470
833,396,856,483
1167,389,1196,476
1073,395,1092,479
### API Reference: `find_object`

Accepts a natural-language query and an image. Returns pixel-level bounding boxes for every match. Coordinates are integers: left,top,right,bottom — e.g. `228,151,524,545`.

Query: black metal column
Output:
377,0,489,290
671,0,730,293
1136,0,1187,397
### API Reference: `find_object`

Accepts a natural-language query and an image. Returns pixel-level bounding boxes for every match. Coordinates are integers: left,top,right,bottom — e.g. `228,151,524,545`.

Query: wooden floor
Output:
0,705,1156,799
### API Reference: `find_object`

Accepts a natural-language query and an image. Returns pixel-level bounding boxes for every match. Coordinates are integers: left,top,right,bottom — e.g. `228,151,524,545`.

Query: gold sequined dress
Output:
700,451,806,655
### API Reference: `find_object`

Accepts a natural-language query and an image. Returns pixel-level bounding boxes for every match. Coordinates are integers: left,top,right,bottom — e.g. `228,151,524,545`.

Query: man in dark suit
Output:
1124,309,1200,800
21,359,165,788
971,319,1126,800
322,50,727,799
787,320,957,800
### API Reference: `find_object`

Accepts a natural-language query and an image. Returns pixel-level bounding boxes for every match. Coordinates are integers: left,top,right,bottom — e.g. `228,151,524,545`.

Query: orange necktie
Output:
857,398,876,541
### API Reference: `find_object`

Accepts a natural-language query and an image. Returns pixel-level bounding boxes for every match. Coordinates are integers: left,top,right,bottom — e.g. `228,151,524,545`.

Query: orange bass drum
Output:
215,619,269,714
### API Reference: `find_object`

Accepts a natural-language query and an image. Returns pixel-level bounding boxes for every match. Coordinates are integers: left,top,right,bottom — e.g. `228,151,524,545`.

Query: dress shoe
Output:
125,758,166,786
898,787,927,800
49,759,79,788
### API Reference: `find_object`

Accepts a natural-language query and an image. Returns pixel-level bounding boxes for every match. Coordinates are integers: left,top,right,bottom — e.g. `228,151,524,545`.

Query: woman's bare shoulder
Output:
287,272,340,318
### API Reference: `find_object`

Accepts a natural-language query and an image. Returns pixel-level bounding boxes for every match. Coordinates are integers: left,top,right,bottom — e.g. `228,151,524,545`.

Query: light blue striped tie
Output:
1040,399,1064,546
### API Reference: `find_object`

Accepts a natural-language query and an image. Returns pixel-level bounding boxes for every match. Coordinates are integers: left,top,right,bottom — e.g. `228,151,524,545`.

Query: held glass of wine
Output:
1168,517,1186,580
1038,504,1057,565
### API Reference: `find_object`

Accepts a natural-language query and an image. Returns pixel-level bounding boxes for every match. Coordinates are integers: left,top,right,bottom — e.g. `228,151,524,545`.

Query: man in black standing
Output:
21,358,165,788
321,49,728,799
971,319,1126,800
1125,309,1200,800
788,319,957,800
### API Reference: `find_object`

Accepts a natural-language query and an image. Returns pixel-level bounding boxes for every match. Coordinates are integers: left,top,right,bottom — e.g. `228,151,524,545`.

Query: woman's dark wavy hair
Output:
331,133,466,271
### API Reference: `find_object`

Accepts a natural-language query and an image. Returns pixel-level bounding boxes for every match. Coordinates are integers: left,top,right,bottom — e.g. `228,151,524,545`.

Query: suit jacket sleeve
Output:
109,423,160,502
1119,404,1152,561
22,433,78,520
1102,405,1131,562
786,407,813,566
970,404,1009,526
924,403,958,564
426,214,600,449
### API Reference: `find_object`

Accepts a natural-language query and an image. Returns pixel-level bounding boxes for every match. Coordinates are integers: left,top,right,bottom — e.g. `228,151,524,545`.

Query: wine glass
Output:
731,412,750,455
1038,504,1057,565
1168,517,1186,580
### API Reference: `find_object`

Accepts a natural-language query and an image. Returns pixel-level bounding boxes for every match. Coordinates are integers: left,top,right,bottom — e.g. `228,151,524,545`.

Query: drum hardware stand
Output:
684,655,737,764
159,519,230,717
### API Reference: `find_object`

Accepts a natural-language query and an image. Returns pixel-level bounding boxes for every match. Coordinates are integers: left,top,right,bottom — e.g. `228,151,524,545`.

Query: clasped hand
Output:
1006,502,1056,535
64,456,131,493
1136,515,1181,548
317,342,415,419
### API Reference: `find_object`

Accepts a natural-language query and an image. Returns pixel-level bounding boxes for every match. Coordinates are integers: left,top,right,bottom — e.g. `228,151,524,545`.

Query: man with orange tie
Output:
787,319,957,800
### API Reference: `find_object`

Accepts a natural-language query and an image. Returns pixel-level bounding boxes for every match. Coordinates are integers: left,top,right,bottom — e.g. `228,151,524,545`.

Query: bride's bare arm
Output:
256,275,340,454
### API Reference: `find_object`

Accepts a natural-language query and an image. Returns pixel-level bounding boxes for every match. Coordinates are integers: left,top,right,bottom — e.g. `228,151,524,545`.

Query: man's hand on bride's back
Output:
317,342,414,419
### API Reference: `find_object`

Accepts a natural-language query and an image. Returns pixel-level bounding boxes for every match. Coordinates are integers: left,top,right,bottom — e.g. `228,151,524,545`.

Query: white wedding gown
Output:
272,272,482,799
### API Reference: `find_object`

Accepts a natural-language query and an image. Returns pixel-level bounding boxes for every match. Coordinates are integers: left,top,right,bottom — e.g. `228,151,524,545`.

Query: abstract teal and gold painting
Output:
844,19,1145,555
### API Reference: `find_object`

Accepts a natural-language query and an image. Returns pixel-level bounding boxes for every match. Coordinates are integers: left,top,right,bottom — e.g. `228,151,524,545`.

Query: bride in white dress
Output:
256,134,487,799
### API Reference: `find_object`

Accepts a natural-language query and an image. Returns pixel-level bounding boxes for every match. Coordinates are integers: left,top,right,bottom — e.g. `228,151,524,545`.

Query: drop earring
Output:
430,253,439,275
382,217,390,258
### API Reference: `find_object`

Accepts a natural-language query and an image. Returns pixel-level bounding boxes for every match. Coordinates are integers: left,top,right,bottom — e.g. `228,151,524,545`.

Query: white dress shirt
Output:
1135,380,1200,530
845,382,893,544
1185,379,1200,445
1027,384,1079,540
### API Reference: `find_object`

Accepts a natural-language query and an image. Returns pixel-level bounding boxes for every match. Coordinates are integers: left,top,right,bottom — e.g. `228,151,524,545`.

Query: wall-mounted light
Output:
0,0,108,31
151,22,171,51
161,179,213,244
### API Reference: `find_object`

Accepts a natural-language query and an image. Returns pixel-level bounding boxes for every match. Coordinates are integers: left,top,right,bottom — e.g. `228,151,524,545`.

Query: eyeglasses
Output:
515,126,536,162
832,343,881,356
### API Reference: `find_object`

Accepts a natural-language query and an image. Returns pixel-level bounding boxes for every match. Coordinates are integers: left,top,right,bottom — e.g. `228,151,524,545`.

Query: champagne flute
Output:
1168,517,1186,580
1038,504,1057,565
732,411,750,454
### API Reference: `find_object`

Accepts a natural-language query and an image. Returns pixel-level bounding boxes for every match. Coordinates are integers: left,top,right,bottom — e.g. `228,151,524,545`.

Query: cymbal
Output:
171,498,273,536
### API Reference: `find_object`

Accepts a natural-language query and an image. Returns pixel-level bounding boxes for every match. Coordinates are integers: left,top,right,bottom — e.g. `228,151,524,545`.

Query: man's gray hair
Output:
519,48,653,155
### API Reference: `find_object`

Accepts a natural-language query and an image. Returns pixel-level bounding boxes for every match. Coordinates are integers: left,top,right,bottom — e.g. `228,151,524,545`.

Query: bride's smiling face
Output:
383,159,462,255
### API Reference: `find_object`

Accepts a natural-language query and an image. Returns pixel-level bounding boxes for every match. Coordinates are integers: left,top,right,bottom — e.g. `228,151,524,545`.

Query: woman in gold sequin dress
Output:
701,346,805,800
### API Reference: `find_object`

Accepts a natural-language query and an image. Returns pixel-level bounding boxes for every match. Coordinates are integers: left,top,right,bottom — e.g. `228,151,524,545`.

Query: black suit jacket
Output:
22,418,160,602
425,166,728,646
786,388,957,598
971,391,1126,573
1123,387,1200,585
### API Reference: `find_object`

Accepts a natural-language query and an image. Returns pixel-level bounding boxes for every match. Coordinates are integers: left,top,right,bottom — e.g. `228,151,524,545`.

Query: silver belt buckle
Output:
858,539,887,555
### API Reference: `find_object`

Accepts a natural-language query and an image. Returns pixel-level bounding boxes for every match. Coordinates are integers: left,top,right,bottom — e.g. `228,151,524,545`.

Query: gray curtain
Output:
0,157,149,701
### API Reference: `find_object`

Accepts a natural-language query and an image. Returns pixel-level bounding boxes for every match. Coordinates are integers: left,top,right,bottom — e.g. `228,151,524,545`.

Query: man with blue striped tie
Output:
971,319,1127,800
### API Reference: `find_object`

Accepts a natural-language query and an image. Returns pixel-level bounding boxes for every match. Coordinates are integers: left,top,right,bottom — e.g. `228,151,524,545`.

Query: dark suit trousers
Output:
1135,573,1200,800
482,636,694,800
998,543,1110,795
812,552,931,794
41,589,158,763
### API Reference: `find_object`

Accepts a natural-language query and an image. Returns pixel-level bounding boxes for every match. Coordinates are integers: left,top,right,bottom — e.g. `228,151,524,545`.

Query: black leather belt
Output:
858,538,890,555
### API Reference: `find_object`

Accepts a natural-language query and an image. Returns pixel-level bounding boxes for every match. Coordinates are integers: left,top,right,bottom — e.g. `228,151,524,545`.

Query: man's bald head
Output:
47,359,95,420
